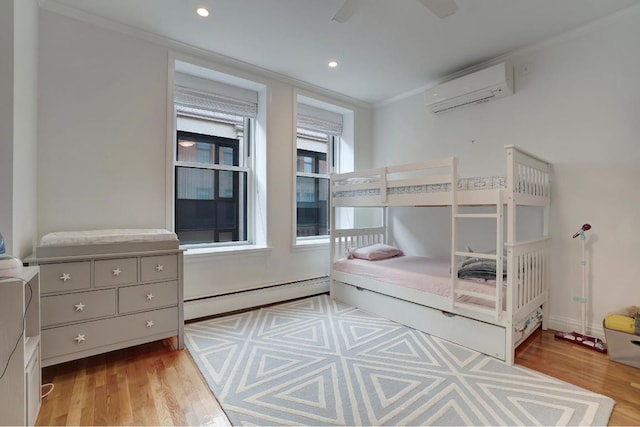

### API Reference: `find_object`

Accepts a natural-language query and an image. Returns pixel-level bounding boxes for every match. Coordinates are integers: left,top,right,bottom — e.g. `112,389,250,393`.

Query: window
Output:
296,102,343,239
175,130,248,244
174,73,257,246
296,135,333,237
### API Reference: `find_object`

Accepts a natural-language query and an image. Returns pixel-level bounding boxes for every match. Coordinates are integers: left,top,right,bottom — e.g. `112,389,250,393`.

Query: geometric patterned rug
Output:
184,294,614,426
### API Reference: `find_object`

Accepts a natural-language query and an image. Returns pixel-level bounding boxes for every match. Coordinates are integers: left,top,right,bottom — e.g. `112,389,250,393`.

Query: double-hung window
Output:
296,103,343,239
174,79,257,246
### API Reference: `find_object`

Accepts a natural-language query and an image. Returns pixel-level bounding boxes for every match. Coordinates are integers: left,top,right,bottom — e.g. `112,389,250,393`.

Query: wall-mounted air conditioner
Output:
425,62,513,114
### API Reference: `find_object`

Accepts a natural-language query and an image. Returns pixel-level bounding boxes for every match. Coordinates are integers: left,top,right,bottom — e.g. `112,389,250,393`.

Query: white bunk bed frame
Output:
329,145,551,365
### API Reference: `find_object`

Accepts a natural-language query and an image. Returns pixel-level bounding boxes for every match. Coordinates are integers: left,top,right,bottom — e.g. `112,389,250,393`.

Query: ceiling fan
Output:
332,0,458,23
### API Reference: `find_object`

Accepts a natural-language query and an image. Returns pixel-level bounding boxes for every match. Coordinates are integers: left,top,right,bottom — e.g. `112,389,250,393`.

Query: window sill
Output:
182,244,271,260
293,237,330,250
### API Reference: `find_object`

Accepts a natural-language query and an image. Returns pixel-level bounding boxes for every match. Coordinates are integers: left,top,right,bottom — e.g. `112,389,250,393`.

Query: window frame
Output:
295,132,338,243
173,129,252,247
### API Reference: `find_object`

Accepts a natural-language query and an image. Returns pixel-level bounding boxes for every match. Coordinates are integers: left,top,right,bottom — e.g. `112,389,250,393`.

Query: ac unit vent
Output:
425,63,514,114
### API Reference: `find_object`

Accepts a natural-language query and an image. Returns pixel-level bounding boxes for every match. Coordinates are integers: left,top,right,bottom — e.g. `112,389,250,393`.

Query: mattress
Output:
35,229,180,258
333,175,507,198
39,229,178,247
333,255,499,308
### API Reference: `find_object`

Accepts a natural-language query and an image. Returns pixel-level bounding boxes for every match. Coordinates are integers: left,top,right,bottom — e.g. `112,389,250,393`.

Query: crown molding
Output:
37,0,372,110
375,2,640,108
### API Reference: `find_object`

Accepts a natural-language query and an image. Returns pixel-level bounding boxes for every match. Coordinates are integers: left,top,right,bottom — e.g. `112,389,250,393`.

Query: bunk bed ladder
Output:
452,190,504,321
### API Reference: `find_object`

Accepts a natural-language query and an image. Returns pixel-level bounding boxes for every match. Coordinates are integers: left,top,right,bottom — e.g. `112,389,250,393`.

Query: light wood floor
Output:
37,328,640,426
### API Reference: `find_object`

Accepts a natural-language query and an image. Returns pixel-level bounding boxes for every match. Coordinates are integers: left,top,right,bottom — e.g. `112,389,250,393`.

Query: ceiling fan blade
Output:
332,0,364,23
417,0,458,19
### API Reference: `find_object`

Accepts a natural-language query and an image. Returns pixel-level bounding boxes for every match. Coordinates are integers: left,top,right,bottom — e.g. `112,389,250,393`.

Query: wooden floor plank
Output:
37,329,640,426
515,329,640,426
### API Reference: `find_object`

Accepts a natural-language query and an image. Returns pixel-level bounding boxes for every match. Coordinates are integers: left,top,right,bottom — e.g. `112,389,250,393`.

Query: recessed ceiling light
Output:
196,7,209,17
328,61,338,68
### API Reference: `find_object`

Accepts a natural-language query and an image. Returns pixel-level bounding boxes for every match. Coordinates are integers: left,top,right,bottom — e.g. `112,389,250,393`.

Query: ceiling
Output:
42,0,640,104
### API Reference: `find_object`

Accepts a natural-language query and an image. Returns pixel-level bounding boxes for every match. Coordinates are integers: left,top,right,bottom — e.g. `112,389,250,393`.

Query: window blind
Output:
297,103,343,136
175,85,258,119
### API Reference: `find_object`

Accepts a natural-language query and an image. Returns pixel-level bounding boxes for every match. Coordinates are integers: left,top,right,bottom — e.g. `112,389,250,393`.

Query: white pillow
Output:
348,243,403,261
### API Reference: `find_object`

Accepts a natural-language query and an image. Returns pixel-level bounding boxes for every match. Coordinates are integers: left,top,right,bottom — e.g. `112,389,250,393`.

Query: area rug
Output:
184,294,614,426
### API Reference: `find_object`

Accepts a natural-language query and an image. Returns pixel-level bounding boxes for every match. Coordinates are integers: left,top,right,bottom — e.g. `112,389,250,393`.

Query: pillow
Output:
348,243,403,261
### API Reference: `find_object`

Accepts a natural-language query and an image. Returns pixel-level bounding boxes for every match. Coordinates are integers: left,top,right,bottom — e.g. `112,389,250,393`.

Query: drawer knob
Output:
146,320,155,328
60,273,71,282
112,268,122,276
146,293,155,301
155,264,164,272
74,302,86,312
74,333,86,343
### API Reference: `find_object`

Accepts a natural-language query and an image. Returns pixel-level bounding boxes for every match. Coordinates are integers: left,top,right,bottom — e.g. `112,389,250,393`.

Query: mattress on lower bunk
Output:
36,228,179,258
333,175,506,198
333,255,499,308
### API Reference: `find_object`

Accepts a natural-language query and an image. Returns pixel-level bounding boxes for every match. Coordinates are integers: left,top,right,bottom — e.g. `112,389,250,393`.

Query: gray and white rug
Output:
185,294,613,426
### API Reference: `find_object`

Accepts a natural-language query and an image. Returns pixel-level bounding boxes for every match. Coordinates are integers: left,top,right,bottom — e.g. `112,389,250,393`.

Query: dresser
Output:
27,230,184,367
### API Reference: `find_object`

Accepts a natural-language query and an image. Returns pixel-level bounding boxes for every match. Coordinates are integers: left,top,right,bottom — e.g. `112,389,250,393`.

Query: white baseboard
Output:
184,277,329,320
548,314,605,340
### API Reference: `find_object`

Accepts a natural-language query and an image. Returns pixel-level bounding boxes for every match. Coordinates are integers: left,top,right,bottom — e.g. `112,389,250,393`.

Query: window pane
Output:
175,166,247,244
177,132,239,166
219,170,234,198
219,146,235,166
177,168,215,200
318,158,328,174
296,176,328,237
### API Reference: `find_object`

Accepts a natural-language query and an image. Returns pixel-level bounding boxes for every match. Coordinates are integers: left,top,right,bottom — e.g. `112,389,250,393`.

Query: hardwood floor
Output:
36,338,231,426
515,329,640,426
37,328,640,426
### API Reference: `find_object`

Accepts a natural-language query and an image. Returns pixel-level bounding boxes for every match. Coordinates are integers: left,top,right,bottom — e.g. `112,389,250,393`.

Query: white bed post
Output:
330,200,336,292
383,207,389,245
505,146,517,365
542,176,551,330
450,157,458,311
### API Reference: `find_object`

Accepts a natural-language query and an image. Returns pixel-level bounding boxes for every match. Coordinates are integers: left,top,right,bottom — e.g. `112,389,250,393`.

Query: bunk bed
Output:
329,145,551,365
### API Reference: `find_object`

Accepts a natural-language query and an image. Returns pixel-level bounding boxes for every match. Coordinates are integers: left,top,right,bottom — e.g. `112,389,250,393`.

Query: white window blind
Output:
175,85,257,120
174,71,258,120
297,103,343,136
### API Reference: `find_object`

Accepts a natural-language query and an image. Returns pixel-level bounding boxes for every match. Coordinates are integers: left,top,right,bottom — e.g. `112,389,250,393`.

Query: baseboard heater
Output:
184,277,330,321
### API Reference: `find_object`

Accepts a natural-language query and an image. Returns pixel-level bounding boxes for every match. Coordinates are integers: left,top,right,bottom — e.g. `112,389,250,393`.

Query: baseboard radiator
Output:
184,277,329,321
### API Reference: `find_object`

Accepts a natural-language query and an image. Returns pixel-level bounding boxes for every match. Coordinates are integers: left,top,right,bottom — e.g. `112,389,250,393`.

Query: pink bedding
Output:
333,255,499,307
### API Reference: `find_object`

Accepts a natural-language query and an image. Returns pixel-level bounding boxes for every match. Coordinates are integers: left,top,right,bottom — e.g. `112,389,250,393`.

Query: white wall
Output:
12,0,39,259
0,0,38,260
37,10,372,310
0,1,14,252
372,8,640,337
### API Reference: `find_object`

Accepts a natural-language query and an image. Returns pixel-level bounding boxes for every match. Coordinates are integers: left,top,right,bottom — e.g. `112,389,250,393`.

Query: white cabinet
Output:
0,267,41,426
28,244,183,367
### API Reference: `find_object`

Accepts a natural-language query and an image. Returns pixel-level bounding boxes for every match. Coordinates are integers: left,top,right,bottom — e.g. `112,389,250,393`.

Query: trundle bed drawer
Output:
331,281,507,360
41,288,116,327
40,261,91,293
41,307,178,360
118,281,178,314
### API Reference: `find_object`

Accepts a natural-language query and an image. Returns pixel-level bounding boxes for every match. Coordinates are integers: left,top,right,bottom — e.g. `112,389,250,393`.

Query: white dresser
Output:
0,267,41,426
27,230,184,367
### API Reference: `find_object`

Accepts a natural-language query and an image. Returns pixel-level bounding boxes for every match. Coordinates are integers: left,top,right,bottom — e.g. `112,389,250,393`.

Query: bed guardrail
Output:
506,145,551,202
332,227,386,261
506,237,550,319
331,158,456,206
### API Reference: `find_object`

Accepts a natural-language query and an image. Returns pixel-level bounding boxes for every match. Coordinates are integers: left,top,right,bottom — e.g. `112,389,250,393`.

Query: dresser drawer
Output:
40,261,91,293
41,289,116,327
118,281,178,314
140,255,177,282
41,307,178,360
94,257,137,287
